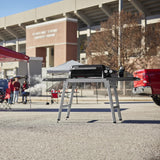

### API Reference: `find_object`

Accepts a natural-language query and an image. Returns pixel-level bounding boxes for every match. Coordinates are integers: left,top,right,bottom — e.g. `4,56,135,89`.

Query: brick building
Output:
26,18,77,67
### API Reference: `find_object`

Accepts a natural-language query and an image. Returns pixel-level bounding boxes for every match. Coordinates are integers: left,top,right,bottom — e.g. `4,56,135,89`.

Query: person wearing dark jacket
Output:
21,80,28,104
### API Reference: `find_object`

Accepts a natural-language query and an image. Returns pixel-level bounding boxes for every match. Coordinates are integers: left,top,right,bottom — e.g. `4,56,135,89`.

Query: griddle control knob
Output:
109,70,113,74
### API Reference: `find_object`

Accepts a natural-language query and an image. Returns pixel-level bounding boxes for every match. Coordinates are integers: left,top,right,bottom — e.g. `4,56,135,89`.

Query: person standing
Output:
21,80,28,104
13,78,20,103
8,79,14,104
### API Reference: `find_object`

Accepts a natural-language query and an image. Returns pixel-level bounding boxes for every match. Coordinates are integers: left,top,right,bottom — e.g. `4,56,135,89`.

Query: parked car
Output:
0,79,8,103
133,69,160,106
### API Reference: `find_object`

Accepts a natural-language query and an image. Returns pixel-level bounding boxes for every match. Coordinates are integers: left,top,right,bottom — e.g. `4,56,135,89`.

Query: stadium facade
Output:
0,0,160,69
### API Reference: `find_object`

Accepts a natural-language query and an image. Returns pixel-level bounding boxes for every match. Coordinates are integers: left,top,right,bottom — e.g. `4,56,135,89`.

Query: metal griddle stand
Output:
57,78,122,123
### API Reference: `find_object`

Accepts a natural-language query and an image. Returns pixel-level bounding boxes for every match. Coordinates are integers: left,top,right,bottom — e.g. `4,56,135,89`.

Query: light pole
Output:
118,0,124,92
118,0,123,68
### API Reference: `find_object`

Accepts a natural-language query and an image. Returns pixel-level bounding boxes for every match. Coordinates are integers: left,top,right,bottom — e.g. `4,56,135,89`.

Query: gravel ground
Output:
0,101,160,160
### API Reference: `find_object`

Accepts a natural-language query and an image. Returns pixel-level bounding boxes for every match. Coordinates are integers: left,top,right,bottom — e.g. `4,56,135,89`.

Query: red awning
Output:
0,46,30,62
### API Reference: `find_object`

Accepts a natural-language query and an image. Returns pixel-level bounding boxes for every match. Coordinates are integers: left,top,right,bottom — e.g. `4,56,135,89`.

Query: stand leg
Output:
105,81,116,123
66,83,76,119
113,86,122,121
57,81,68,122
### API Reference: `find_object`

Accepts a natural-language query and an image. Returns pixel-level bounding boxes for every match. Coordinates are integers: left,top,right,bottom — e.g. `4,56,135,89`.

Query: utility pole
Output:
118,0,124,92
118,0,123,67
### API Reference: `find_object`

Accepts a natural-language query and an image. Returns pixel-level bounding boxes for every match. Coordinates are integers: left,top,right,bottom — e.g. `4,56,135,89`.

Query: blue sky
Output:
0,0,61,18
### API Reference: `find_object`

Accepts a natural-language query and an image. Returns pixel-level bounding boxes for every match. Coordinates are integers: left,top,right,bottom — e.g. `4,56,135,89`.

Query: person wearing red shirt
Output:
13,78,20,103
8,79,14,104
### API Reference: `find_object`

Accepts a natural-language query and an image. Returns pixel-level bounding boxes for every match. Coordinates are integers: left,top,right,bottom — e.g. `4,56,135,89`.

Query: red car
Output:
133,69,160,106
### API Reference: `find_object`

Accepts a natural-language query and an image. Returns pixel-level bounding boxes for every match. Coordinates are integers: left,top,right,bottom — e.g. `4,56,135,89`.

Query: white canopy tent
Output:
47,60,83,74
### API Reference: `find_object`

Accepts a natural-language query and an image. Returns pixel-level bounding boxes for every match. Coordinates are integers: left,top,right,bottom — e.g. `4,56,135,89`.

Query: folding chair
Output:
51,91,58,104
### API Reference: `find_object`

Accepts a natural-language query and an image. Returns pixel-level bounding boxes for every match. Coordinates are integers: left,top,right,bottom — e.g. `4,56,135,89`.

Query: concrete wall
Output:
0,59,42,84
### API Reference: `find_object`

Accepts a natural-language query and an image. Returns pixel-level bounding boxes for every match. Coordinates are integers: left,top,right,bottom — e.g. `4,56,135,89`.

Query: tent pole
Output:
27,61,31,108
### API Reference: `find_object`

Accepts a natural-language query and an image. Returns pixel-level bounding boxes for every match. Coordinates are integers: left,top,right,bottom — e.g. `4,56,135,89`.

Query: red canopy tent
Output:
0,46,31,107
0,46,29,62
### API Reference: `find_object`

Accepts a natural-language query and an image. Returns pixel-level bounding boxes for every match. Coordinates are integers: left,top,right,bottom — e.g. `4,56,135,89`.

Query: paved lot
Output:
0,101,160,160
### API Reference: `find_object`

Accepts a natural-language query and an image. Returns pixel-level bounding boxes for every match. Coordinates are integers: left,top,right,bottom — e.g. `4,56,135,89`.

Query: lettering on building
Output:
32,29,58,40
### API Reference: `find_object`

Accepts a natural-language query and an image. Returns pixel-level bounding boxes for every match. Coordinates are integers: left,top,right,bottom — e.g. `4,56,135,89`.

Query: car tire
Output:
152,95,160,106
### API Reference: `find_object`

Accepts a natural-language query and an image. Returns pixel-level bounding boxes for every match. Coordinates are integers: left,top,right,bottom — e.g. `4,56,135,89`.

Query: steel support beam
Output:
5,27,18,38
128,0,149,15
0,35,5,41
74,10,92,26
5,27,19,52
63,13,73,18
18,24,26,31
99,4,112,17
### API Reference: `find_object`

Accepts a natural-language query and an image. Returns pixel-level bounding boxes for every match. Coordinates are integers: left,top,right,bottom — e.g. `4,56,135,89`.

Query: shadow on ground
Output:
104,101,154,104
122,120,160,124
0,108,127,112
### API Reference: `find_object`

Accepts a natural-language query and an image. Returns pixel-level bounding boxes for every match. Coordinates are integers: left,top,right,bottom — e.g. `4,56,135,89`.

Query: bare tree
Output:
85,11,160,73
